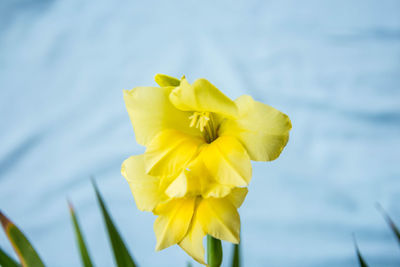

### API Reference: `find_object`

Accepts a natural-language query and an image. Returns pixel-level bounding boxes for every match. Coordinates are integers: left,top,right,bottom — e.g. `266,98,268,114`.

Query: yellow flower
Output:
121,74,291,264
123,74,291,196
122,155,248,264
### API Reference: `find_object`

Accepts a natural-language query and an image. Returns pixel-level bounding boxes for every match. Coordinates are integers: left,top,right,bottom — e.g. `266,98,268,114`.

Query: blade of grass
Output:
0,246,20,267
68,201,94,267
0,211,45,267
230,243,240,267
353,234,368,267
92,180,137,267
376,203,400,245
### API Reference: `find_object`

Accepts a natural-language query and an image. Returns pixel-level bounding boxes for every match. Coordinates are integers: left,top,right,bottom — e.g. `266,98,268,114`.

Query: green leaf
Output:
186,262,193,267
92,180,137,267
207,235,222,267
376,203,400,245
230,243,240,267
353,234,368,267
0,211,45,267
68,201,94,267
0,246,20,267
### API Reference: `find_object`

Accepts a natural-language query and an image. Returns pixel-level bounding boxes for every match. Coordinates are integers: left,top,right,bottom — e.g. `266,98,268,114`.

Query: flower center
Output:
189,111,217,143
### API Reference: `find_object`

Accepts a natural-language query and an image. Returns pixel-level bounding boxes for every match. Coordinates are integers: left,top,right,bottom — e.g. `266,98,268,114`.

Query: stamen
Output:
188,111,217,143
196,118,202,129
199,116,209,132
188,113,199,128
189,112,209,132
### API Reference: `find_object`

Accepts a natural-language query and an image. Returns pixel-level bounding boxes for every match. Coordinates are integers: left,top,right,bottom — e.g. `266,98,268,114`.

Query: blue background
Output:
1,0,399,266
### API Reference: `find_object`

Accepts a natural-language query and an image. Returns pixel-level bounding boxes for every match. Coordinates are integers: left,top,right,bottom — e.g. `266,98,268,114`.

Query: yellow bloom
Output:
121,155,247,264
123,74,291,195
121,74,291,264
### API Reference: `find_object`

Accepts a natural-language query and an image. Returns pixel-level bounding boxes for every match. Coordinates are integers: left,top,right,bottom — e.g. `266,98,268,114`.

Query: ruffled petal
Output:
197,197,240,244
179,205,206,265
201,136,252,187
121,155,165,212
153,198,196,251
154,74,180,87
219,95,292,161
186,156,233,198
169,77,238,118
226,187,248,208
144,129,205,176
165,171,187,198
165,160,232,199
123,87,200,146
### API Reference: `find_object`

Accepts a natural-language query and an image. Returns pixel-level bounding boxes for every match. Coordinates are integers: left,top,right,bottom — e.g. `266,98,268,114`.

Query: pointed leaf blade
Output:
92,180,137,267
353,235,368,267
376,204,400,245
0,246,20,267
0,211,45,267
68,202,94,267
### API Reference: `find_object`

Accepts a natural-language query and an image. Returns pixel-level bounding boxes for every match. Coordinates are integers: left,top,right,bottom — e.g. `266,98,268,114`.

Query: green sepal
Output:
154,74,180,87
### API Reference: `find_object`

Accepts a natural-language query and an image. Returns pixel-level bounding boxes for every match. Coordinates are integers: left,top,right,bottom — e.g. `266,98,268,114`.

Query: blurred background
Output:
1,0,399,266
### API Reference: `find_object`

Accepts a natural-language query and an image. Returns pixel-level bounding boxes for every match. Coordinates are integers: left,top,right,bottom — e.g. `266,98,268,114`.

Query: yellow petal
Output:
179,204,206,265
121,155,165,212
144,129,205,176
169,77,238,118
185,156,233,198
201,136,252,187
219,95,292,161
164,163,232,199
153,198,196,251
165,171,187,198
197,197,240,244
154,74,180,87
226,187,248,208
123,87,200,146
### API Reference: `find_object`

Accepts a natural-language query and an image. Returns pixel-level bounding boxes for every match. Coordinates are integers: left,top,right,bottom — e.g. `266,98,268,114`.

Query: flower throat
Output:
189,111,217,143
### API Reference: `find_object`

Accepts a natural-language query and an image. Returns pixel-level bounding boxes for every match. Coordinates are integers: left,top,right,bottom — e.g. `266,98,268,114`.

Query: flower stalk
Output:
207,235,222,267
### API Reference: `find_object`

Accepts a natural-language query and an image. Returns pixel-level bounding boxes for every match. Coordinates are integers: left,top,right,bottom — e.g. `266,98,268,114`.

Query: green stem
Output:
207,235,222,267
